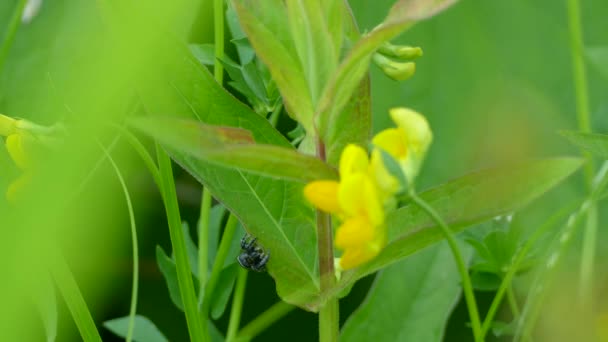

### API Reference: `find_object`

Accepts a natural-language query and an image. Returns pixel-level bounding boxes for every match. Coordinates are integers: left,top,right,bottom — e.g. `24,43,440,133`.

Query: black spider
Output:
237,235,270,272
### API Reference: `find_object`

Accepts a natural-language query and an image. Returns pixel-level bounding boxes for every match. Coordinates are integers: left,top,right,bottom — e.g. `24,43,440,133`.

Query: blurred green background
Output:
0,0,606,341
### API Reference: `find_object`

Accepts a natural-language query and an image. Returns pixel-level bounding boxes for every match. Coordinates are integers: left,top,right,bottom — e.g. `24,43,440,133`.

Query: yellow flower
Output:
303,109,433,270
371,107,432,189
304,144,387,270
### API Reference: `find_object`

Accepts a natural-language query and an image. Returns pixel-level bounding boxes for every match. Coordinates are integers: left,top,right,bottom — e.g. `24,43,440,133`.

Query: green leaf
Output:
211,264,240,319
317,0,457,152
231,0,315,132
586,46,608,79
560,130,608,158
156,246,185,311
32,272,57,342
182,222,199,278
190,44,216,66
135,34,320,309
470,271,502,291
131,116,338,183
334,158,581,297
340,242,468,342
103,315,168,342
203,204,227,270
285,0,338,106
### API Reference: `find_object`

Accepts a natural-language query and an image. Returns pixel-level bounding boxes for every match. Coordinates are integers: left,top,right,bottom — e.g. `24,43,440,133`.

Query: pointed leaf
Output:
103,315,168,342
231,0,314,132
131,116,338,183
211,264,240,319
334,158,581,298
156,246,185,311
560,130,608,158
341,242,468,342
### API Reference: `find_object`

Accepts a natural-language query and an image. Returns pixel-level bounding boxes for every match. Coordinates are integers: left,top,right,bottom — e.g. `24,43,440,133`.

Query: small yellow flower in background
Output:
304,108,433,270
371,108,432,189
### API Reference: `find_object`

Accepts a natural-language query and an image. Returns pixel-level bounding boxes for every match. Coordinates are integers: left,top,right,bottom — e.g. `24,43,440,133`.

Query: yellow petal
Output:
389,107,432,155
303,180,341,214
372,128,408,160
338,173,384,225
339,144,369,179
6,133,29,170
338,242,383,270
0,114,17,136
334,217,375,249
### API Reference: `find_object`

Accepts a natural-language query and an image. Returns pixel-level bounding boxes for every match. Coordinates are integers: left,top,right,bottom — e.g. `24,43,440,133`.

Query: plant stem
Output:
566,0,597,306
49,248,102,342
268,103,283,128
201,214,239,316
315,140,338,342
98,143,139,342
112,125,162,189
156,144,206,342
197,0,225,309
236,301,295,341
214,0,224,85
226,268,248,342
0,0,28,74
198,189,212,303
506,285,520,318
319,296,339,342
409,192,482,342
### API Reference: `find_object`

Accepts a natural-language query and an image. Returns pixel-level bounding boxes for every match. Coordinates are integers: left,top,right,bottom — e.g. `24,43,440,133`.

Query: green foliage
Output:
561,130,608,158
340,242,470,342
465,218,537,291
586,46,608,79
104,316,168,342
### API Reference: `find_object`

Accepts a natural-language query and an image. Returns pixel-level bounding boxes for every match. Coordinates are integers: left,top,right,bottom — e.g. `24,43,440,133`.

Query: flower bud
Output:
378,42,423,59
373,53,416,81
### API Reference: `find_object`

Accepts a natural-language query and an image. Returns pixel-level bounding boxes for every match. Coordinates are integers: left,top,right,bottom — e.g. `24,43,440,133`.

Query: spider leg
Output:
254,252,270,272
241,235,257,252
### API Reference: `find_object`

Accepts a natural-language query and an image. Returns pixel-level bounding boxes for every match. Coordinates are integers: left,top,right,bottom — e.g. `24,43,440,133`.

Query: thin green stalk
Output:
214,0,225,84
317,207,338,342
319,297,339,342
49,248,102,342
201,214,239,315
409,192,482,342
113,125,162,189
506,286,520,318
268,103,283,128
236,301,295,342
226,268,248,342
0,0,28,73
98,143,139,342
198,189,212,303
156,144,206,342
566,0,597,305
479,201,580,339
197,0,225,308
315,140,338,342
